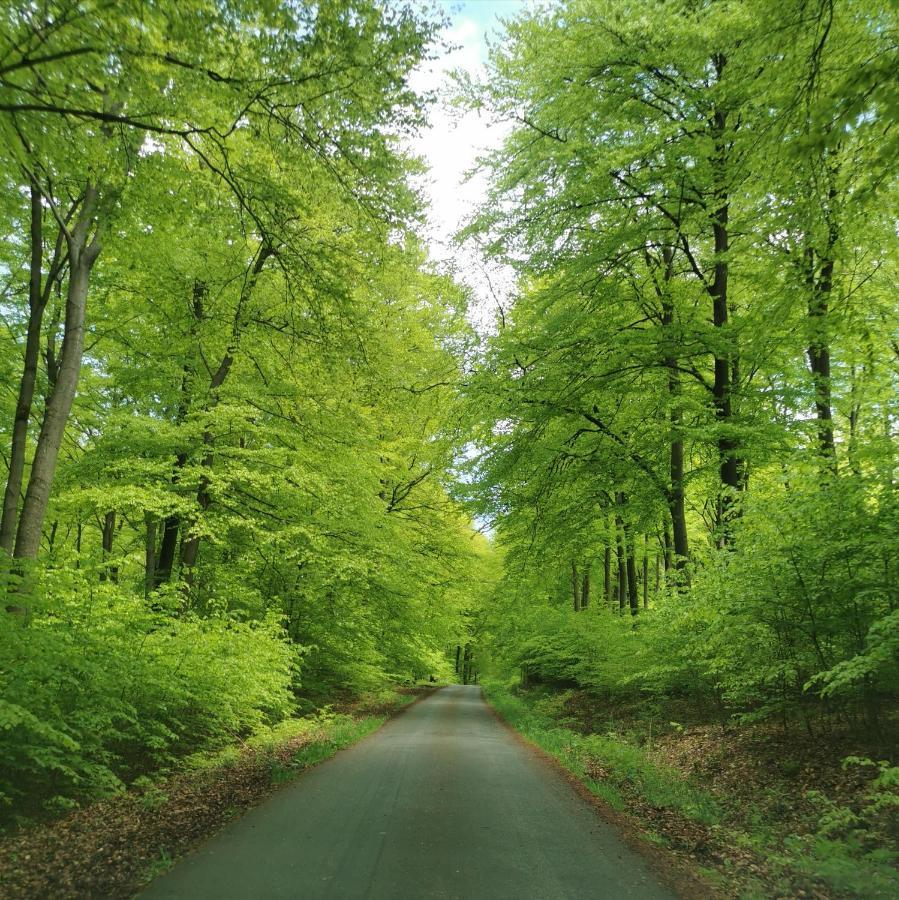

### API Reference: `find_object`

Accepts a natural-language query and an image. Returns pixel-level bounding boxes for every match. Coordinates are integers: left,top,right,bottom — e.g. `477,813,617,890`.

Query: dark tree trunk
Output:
571,560,581,612
154,512,181,588
622,522,639,615
708,72,741,545
603,544,612,606
145,513,157,599
178,249,272,590
581,569,590,610
642,535,649,609
615,494,629,611
805,192,838,466
99,510,117,582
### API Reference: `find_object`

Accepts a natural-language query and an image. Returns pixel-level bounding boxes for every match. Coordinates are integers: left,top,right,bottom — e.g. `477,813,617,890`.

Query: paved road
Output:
142,685,676,900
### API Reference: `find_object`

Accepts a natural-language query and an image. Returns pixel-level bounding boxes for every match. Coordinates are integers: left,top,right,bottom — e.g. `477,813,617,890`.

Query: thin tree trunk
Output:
658,247,691,572
603,544,612,607
622,521,639,615
99,510,117,582
642,535,649,609
805,200,838,465
145,513,157,599
179,248,272,588
708,74,741,544
15,185,103,559
615,494,629,612
581,568,590,610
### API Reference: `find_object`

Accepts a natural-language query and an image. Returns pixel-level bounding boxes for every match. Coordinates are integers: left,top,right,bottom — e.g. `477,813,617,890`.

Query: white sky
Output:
409,0,526,331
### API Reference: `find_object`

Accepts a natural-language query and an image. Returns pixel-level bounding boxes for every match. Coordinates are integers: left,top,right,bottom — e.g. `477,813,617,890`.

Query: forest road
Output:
141,685,677,900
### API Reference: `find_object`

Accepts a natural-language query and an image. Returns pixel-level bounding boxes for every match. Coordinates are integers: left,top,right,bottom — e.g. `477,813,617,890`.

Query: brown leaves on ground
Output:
562,690,898,899
0,687,429,900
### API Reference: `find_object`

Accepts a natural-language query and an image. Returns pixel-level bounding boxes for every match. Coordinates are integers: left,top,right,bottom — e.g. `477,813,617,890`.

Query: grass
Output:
483,680,899,899
483,681,721,826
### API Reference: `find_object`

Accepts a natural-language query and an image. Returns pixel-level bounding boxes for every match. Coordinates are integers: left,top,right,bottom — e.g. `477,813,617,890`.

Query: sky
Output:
408,1,527,328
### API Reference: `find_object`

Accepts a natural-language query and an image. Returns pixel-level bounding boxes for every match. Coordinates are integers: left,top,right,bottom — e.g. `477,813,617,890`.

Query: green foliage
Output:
0,572,294,822
0,0,494,826
783,758,899,897
462,0,899,736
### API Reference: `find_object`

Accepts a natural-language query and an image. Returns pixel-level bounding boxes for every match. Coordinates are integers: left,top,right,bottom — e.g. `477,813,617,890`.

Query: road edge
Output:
478,685,721,900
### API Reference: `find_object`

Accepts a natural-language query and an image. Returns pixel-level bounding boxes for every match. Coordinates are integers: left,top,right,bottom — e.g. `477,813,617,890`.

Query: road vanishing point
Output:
142,685,677,900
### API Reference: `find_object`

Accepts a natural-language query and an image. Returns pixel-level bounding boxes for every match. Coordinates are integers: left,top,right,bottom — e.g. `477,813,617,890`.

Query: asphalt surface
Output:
141,685,677,900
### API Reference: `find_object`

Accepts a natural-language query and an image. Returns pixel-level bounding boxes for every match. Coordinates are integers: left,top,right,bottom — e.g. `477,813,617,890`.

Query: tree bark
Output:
145,513,157,599
622,521,639,615
615,495,628,612
603,544,612,606
571,560,581,611
179,248,272,589
658,246,691,571
804,190,838,465
707,62,741,544
99,510,118,582
0,183,66,553
14,185,102,559
642,534,649,609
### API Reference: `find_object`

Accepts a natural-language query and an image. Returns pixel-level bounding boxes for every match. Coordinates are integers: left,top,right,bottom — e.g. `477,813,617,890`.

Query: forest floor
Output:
0,686,433,900
483,683,899,900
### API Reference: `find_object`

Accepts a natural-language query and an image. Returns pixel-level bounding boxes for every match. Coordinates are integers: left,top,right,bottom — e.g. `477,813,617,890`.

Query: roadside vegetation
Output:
485,682,897,899
0,0,493,834
1,0,897,897
462,1,899,897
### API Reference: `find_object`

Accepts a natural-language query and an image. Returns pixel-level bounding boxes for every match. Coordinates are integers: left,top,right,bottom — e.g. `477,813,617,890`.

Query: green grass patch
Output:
483,681,721,825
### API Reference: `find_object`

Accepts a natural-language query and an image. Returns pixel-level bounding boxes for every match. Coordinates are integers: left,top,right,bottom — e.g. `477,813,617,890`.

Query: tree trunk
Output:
100,510,117,582
622,521,639,615
177,249,272,588
805,195,838,466
615,495,628,611
145,513,157,599
581,568,590,610
642,535,649,610
0,184,66,553
659,247,691,572
663,522,673,572
603,544,612,606
709,77,741,545
14,185,102,559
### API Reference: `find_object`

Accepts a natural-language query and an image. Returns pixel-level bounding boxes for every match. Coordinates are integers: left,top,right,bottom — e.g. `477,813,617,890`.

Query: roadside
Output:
0,686,433,900
482,682,899,900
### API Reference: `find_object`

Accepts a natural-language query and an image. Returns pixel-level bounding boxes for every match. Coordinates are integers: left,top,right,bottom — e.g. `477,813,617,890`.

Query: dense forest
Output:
0,0,494,823
465,0,898,733
1,0,897,896
459,0,899,894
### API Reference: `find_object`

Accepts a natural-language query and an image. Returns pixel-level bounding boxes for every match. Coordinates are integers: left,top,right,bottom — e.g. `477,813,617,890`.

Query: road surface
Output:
142,685,676,899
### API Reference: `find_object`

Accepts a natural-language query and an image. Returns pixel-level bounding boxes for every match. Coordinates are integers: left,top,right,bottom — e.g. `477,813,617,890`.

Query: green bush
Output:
651,471,899,723
0,570,296,823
